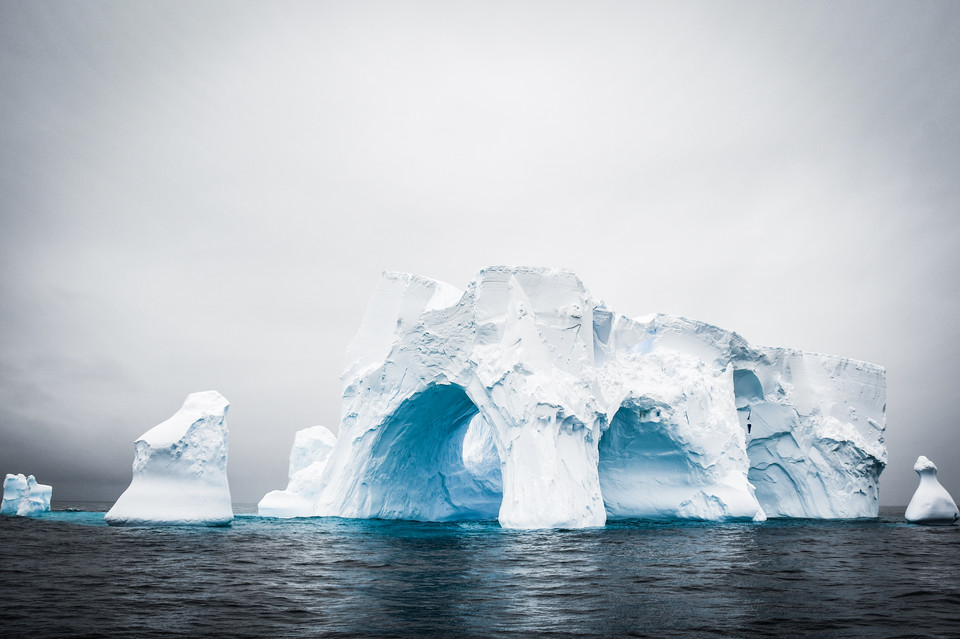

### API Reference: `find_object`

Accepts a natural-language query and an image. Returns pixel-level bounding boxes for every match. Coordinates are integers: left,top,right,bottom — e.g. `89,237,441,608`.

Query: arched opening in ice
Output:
364,383,502,521
734,369,763,404
597,399,699,518
734,368,763,436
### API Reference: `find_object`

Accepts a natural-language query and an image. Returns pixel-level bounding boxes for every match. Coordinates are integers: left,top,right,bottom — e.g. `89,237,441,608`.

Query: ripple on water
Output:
0,509,958,637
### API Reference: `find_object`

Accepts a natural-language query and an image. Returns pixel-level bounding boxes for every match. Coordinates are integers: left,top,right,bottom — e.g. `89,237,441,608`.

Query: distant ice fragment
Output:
258,425,337,518
1,473,51,517
905,456,959,525
105,390,233,526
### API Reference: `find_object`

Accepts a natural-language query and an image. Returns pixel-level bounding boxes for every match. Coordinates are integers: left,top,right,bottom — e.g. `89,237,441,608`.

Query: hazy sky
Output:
1,1,958,507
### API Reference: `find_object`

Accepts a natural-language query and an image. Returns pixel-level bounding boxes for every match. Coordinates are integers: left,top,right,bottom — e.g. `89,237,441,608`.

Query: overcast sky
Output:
1,1,958,507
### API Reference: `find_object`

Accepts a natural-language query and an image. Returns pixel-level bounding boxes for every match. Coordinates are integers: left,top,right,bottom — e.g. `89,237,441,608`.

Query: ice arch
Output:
357,383,502,521
598,399,699,518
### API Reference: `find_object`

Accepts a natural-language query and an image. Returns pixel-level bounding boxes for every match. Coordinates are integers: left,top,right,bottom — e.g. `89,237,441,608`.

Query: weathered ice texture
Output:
1,473,51,517
259,425,337,517
905,456,959,525
106,391,233,526
305,267,886,529
623,314,887,519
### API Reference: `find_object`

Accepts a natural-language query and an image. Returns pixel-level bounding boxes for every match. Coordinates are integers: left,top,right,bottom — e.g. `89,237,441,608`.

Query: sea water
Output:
1,505,958,638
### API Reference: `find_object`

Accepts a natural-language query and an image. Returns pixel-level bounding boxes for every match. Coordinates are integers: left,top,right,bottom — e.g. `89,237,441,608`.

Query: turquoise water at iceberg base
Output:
1,504,958,638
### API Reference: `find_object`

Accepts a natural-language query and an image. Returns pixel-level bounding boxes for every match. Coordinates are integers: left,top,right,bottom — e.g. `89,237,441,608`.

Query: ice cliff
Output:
299,267,886,529
106,391,233,526
258,425,337,517
1,473,51,517
905,456,959,525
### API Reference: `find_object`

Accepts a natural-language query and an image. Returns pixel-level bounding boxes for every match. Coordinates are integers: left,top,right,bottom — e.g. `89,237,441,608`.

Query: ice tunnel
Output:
733,368,763,437
598,399,703,519
358,383,502,521
733,369,764,403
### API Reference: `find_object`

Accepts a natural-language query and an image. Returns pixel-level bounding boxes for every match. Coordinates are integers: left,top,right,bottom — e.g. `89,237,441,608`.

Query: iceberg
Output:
1,473,51,517
301,267,886,529
1,474,27,515
905,456,959,525
106,390,233,526
258,425,337,517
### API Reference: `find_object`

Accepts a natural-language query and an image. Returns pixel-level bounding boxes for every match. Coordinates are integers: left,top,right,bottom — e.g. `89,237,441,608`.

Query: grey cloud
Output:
1,1,958,506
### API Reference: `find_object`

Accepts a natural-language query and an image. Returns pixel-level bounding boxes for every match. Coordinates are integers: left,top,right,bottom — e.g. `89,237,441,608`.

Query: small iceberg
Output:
1,473,52,517
905,456,959,525
106,391,233,526
258,425,337,518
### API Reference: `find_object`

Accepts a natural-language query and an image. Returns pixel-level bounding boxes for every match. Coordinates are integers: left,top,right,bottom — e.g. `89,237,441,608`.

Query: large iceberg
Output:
106,390,233,526
301,267,885,529
258,425,337,517
905,456,959,525
1,473,52,517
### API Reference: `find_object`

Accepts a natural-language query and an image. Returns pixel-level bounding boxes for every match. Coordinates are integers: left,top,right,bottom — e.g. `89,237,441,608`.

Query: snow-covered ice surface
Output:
105,391,233,526
305,267,886,529
905,456,959,525
1,473,51,517
258,425,337,517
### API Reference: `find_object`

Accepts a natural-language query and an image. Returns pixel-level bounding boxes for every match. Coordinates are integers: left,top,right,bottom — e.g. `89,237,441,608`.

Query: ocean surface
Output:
1,505,958,638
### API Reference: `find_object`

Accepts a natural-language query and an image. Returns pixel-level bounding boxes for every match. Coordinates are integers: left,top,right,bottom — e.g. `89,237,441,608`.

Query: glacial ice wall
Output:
307,267,886,529
106,390,233,526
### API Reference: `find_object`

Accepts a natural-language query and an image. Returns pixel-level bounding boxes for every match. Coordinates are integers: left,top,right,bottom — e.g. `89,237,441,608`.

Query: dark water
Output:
1,505,958,638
